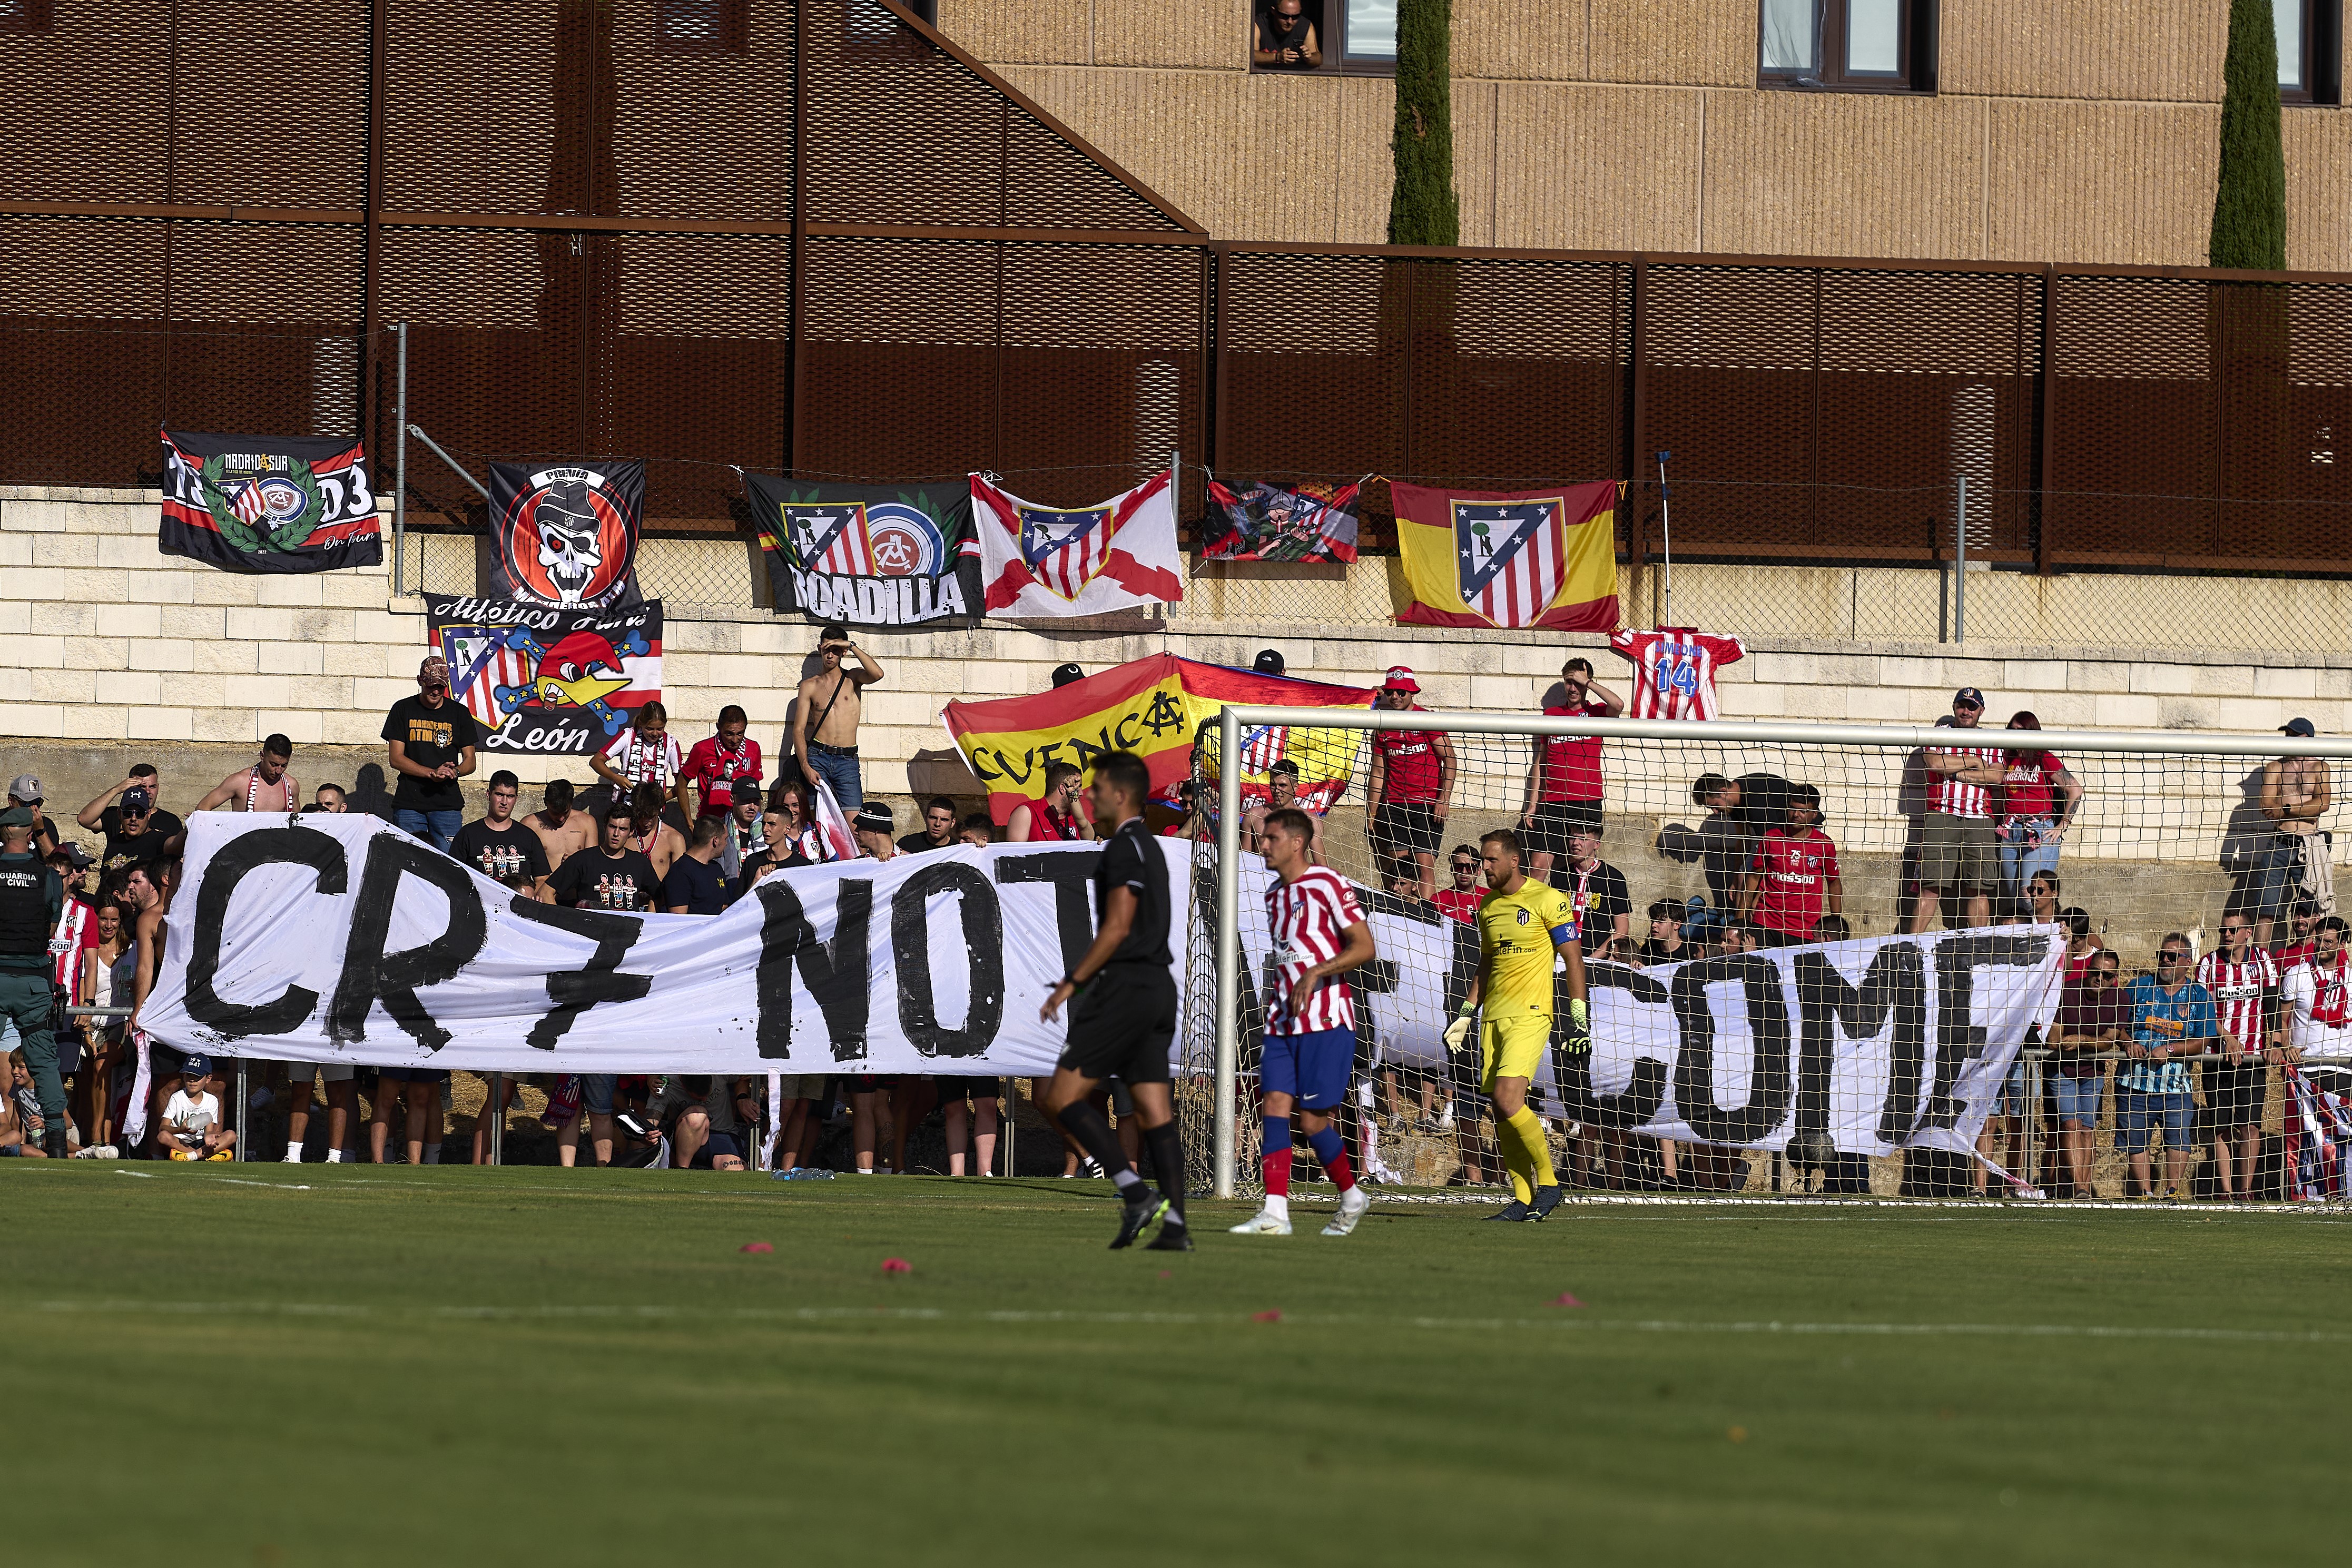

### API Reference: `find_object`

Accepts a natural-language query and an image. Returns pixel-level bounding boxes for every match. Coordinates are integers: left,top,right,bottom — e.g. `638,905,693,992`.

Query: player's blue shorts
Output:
1261,1026,1354,1111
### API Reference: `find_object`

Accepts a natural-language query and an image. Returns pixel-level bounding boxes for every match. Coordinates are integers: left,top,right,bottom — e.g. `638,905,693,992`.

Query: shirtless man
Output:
790,623,886,812
2256,719,2333,949
523,778,597,871
617,782,686,881
195,734,299,814
119,860,181,1153
1243,760,1326,861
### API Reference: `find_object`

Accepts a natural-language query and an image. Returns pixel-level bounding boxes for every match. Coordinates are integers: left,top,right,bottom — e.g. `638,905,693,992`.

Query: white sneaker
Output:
282,1150,302,1162
1321,1187,1371,1237
1228,1207,1293,1236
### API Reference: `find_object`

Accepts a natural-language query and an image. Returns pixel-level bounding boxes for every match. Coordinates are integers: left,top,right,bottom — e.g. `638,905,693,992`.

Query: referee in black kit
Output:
1038,751,1191,1252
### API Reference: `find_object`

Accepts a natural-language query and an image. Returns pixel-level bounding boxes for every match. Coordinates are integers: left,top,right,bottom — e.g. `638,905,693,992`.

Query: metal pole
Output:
1953,474,1966,644
235,1058,248,1162
1655,449,1674,628
1213,705,1243,1199
489,1071,504,1166
1000,1077,1013,1177
406,423,491,501
393,320,407,597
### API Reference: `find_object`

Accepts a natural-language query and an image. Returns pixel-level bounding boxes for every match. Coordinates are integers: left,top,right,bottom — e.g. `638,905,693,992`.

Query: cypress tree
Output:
1387,0,1458,246
2209,0,2287,269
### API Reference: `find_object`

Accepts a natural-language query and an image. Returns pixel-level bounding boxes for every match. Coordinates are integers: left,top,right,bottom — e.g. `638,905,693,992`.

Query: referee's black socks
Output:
1143,1122,1187,1227
1056,1097,1139,1192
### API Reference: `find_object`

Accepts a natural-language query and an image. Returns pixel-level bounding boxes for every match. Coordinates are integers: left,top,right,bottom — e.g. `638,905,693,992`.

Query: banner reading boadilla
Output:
940,654,1376,823
487,459,645,609
741,474,981,628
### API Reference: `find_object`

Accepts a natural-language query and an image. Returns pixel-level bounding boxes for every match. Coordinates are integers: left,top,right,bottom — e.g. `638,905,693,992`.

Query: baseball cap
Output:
1253,649,1286,677
1382,666,1421,694
181,1054,212,1078
7,774,41,803
2281,716,2318,737
418,655,450,688
120,785,154,814
1952,686,1984,708
53,843,94,870
852,804,894,834
1050,662,1085,689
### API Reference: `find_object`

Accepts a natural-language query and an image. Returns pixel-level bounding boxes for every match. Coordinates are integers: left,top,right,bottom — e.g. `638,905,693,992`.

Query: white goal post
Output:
1200,707,2352,1200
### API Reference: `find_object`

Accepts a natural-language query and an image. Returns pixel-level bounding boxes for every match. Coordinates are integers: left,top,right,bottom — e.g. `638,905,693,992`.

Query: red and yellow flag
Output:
941,654,1376,823
1392,479,1619,632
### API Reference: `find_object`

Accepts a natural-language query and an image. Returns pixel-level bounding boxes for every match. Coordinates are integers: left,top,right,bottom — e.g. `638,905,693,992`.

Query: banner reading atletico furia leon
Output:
137,814,1190,1077
1391,478,1619,633
487,459,645,609
425,594,664,757
939,654,1376,823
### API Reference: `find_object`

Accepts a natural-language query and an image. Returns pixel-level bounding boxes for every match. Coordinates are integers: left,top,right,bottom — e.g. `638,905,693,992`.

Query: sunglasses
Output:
1450,863,1477,873
2159,950,2189,962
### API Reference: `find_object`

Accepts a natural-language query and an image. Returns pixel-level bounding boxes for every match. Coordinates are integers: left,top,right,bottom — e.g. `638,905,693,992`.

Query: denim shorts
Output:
581,1073,617,1116
2054,1073,2103,1127
1997,1059,2032,1117
2115,1089,2194,1154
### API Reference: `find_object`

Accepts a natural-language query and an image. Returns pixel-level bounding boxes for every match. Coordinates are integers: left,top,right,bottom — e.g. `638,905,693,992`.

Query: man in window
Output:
1253,0,1320,68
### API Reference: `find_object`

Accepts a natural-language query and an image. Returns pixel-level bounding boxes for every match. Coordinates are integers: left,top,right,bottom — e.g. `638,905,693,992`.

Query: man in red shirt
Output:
681,704,763,821
1365,666,1454,900
1912,687,2006,933
1521,655,1623,884
1433,844,1483,924
1738,784,1842,946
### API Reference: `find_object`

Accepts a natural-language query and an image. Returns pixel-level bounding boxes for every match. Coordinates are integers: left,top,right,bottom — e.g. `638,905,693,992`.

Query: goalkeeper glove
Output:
1442,1006,1475,1055
1564,997,1591,1052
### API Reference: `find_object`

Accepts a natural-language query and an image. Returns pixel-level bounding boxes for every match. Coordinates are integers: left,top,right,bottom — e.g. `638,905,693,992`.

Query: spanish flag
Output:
941,654,1376,824
1392,479,1619,633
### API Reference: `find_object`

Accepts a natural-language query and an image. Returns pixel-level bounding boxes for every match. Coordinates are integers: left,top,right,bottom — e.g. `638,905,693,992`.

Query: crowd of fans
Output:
1,629,2344,1202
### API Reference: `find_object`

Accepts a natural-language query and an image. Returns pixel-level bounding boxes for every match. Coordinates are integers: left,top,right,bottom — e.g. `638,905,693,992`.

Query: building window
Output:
1758,1,1938,93
2277,2,2346,105
0,0,55,34
656,0,747,56
1249,1,1398,76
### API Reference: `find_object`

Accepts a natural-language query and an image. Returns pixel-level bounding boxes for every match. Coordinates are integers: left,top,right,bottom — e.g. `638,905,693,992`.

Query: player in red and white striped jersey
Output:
1607,627,1747,721
2197,913,2280,1200
1910,688,2009,934
1234,806,1377,1238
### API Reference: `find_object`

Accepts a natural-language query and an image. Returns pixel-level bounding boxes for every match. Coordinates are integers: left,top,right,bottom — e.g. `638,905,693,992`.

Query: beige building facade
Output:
938,1,2352,269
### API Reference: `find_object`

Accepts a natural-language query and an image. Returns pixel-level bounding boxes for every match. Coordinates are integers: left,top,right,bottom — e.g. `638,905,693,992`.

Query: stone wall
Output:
6,483,2343,960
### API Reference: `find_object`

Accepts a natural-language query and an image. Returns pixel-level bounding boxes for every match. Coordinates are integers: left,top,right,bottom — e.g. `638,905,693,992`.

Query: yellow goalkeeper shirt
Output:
1475,878,1579,1018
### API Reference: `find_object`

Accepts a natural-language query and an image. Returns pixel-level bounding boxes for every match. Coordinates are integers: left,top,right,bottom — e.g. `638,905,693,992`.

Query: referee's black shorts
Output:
1057,964,1177,1086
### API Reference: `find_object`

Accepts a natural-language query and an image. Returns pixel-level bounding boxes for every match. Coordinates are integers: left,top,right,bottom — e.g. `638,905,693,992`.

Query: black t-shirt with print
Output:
97,803,183,875
549,846,663,913
380,694,483,810
449,819,551,890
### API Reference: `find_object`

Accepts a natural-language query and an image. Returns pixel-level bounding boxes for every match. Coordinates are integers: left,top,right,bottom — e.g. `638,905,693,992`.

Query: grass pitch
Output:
5,1168,2345,1566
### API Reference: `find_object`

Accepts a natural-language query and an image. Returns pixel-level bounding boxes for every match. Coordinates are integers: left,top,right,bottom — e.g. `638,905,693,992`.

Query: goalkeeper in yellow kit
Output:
1444,828,1588,1222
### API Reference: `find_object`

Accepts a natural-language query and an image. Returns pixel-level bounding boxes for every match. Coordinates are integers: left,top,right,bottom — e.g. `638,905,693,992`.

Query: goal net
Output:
1177,708,2352,1205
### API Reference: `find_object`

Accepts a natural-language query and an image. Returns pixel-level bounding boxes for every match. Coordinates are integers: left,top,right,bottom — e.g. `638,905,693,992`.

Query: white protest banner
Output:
1226,855,2066,1158
139,814,1190,1077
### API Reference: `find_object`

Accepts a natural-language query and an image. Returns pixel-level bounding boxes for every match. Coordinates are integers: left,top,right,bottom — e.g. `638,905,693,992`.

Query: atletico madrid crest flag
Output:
970,469,1185,617
741,475,981,629
1391,479,1619,633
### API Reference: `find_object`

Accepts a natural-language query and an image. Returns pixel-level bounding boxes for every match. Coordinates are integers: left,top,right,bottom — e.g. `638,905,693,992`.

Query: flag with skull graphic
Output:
486,460,645,610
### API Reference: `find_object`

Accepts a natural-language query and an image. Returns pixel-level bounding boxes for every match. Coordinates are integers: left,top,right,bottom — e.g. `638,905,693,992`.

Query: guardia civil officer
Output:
0,805,67,1157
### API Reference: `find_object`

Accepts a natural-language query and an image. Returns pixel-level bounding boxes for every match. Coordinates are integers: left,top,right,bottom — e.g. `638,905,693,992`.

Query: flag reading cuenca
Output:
136,814,1189,1076
970,469,1184,617
1391,479,1618,633
426,595,664,757
1225,853,2068,1160
159,429,381,573
742,475,982,628
940,654,1375,823
487,460,645,609
1201,479,1362,564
